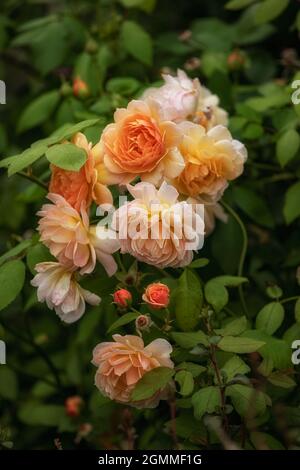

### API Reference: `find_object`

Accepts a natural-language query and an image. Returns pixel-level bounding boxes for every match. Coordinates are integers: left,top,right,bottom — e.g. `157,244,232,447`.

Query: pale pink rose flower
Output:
31,262,101,323
142,69,200,122
92,334,174,407
38,193,119,276
194,86,228,130
99,99,185,187
112,181,205,269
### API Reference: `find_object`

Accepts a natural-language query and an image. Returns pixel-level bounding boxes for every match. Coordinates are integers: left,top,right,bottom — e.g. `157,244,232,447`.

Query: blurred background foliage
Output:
0,0,300,450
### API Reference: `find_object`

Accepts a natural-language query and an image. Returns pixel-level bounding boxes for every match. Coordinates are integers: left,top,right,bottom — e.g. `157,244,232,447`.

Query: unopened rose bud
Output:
74,422,93,444
135,314,152,332
227,49,245,71
142,283,170,309
113,289,132,308
184,57,201,71
72,77,89,99
65,396,83,417
179,30,192,42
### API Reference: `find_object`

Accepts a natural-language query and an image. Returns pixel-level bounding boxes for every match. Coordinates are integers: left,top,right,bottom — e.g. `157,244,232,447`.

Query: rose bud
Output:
65,396,83,417
142,283,170,309
227,49,245,71
72,77,89,99
113,289,132,308
135,314,152,332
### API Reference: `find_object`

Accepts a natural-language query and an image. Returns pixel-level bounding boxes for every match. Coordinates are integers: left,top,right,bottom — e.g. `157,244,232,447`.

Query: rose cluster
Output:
30,70,247,407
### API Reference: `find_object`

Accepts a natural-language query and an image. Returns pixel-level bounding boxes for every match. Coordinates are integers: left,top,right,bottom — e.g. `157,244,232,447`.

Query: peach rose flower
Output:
31,262,101,323
92,334,174,407
172,123,247,203
49,132,113,212
38,193,119,276
112,181,205,269
142,69,200,122
100,99,185,186
142,283,170,309
193,86,228,130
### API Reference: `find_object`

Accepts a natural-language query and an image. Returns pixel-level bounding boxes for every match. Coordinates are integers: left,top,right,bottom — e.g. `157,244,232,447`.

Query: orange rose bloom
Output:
100,100,184,186
142,283,170,309
49,133,113,212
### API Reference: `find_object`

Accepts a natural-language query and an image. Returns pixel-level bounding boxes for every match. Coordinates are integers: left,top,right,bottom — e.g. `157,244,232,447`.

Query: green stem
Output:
280,296,300,305
221,201,249,318
24,312,62,390
0,318,61,389
17,171,48,190
115,252,126,273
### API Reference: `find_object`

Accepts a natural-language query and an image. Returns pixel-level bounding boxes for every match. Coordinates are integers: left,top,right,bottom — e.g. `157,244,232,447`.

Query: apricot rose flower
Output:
92,334,174,407
100,100,185,186
49,132,113,212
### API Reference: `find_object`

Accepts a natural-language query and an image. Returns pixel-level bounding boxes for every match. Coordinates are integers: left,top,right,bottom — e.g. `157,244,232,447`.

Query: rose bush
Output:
0,0,300,452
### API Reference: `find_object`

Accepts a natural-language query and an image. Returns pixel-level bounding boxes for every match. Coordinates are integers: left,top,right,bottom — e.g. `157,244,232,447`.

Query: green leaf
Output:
175,370,194,397
120,21,153,66
255,0,290,25
295,298,300,323
18,90,60,133
0,239,32,266
218,336,265,353
241,330,291,368
174,269,203,331
189,258,209,269
171,331,209,349
268,371,296,389
107,311,139,333
215,316,248,336
250,431,285,450
177,362,206,378
283,181,300,224
46,143,87,171
205,276,248,313
106,77,141,96
18,403,65,426
221,355,250,381
0,260,25,311
232,186,274,228
226,384,268,416
26,243,53,275
225,0,255,9
0,368,18,400
256,302,284,335
192,386,221,420
276,129,300,167
131,367,174,402
7,145,47,176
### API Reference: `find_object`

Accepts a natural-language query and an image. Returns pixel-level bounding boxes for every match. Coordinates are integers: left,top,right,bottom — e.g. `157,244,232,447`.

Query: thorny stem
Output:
209,343,229,433
0,320,61,389
24,312,62,390
221,200,249,318
205,316,229,432
169,397,179,450
17,171,48,190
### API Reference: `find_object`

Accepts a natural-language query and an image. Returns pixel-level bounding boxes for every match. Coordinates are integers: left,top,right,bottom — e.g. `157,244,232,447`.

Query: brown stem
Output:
169,398,179,450
210,343,229,432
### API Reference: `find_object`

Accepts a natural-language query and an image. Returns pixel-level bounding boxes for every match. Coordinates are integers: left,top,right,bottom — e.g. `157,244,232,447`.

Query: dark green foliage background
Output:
0,0,300,450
